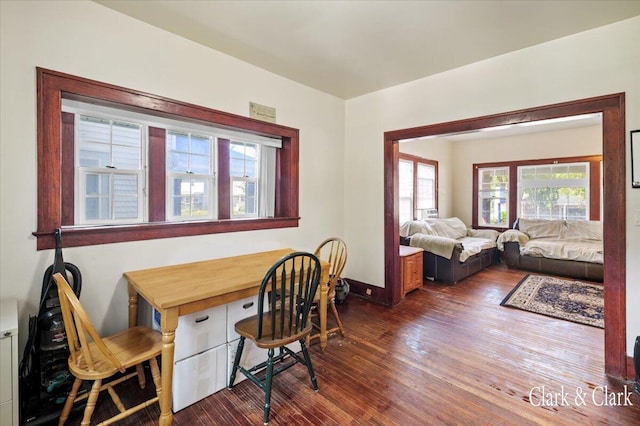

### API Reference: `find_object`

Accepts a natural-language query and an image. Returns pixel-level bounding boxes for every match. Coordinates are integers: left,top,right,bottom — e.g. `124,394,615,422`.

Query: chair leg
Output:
58,377,82,426
228,336,245,389
149,357,162,397
81,379,102,426
299,339,318,391
330,299,345,336
263,348,275,425
135,363,146,389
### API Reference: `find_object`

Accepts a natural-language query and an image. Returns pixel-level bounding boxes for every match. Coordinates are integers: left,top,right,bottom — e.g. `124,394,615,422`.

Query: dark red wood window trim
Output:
35,67,300,250
471,154,602,229
398,153,438,220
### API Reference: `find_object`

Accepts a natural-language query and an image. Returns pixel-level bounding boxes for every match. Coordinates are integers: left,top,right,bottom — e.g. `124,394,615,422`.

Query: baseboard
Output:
344,278,386,305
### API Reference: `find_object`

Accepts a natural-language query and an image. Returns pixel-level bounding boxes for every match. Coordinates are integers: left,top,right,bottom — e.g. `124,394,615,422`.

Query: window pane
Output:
112,121,142,147
190,135,210,155
190,154,210,174
112,145,141,169
245,181,257,214
167,132,189,152
167,152,189,172
113,174,139,219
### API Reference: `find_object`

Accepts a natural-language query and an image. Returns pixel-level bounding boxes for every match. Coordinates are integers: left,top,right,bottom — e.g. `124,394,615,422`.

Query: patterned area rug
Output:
500,274,604,328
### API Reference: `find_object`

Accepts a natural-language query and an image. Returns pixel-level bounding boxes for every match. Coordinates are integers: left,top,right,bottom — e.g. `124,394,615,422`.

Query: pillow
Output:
518,218,564,239
563,220,602,241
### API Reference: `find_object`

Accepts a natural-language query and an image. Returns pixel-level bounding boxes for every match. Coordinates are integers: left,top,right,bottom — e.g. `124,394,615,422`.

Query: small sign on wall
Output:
249,102,276,123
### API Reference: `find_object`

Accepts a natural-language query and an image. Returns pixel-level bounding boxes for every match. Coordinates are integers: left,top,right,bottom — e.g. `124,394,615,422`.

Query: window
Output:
472,156,601,229
477,166,509,227
398,154,438,223
166,131,216,221
77,116,144,224
35,68,300,250
518,162,589,220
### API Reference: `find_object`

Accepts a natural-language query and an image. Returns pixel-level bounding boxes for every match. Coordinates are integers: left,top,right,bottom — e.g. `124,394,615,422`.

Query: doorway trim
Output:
383,93,626,378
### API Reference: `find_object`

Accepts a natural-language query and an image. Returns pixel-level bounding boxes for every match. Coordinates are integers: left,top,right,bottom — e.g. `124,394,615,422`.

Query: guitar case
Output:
19,229,83,425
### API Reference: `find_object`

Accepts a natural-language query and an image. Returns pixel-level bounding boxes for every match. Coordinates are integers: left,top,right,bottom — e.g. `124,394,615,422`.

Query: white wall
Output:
0,1,344,344
345,17,640,355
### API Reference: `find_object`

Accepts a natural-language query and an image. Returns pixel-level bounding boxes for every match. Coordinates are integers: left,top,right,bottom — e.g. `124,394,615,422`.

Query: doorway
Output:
382,94,627,378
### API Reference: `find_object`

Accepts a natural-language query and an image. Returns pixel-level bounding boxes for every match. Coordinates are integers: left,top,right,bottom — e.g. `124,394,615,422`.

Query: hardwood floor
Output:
67,265,639,425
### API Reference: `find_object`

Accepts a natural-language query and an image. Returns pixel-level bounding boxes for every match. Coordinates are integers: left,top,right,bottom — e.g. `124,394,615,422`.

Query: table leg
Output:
159,307,178,426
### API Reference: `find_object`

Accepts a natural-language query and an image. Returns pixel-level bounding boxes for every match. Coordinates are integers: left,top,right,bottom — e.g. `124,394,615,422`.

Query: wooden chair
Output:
228,252,321,425
309,237,348,342
52,272,163,426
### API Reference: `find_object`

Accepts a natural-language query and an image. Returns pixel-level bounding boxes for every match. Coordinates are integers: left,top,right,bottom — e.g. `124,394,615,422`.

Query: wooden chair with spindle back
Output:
308,237,348,343
53,272,163,426
228,251,322,425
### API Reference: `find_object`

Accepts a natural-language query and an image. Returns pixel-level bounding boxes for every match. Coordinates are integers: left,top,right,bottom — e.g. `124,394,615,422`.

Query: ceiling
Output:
95,0,640,100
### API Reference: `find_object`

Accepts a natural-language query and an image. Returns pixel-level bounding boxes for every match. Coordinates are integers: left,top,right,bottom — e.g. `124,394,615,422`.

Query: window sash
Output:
477,167,509,228
77,169,144,224
517,162,589,220
231,177,258,218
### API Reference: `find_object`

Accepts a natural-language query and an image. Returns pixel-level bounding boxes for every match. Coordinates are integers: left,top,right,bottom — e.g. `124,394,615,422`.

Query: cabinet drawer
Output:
226,295,266,342
164,305,227,362
172,344,227,412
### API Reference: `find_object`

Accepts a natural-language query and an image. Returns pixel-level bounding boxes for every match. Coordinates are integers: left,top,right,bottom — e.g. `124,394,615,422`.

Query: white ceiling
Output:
95,0,640,100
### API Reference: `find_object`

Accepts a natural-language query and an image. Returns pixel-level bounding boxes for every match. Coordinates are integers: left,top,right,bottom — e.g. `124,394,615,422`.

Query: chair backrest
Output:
256,252,321,340
314,237,347,292
53,272,124,373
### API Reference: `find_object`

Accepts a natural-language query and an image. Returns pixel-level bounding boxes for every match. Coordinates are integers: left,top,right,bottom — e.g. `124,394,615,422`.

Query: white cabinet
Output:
139,294,266,412
1,299,19,426
172,345,227,411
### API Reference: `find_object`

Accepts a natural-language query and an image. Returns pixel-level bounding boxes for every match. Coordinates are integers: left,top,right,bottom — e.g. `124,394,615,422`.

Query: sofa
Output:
497,218,603,281
399,217,499,284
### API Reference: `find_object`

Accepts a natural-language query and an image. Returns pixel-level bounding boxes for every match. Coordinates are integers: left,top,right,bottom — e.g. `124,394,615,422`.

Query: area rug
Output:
500,274,603,328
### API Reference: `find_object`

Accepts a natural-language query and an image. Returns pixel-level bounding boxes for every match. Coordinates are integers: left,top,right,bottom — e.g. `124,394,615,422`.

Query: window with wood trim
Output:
35,68,300,250
398,154,438,224
472,155,602,229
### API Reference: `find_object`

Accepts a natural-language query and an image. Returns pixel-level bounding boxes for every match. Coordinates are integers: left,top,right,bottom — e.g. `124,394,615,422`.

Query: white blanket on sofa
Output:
521,239,603,264
409,234,495,262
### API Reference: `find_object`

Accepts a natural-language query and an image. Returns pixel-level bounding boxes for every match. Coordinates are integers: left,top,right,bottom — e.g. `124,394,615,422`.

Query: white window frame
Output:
165,130,217,222
477,166,509,228
517,161,590,220
74,113,146,225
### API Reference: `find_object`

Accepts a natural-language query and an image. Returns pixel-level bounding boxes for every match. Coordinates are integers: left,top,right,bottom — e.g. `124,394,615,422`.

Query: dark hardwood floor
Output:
67,264,639,425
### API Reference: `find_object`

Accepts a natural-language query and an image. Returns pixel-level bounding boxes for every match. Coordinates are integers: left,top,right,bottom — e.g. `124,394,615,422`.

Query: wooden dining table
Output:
123,248,330,426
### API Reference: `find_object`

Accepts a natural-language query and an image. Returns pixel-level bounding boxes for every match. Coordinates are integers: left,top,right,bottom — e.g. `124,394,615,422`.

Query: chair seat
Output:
68,326,162,380
235,313,312,349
